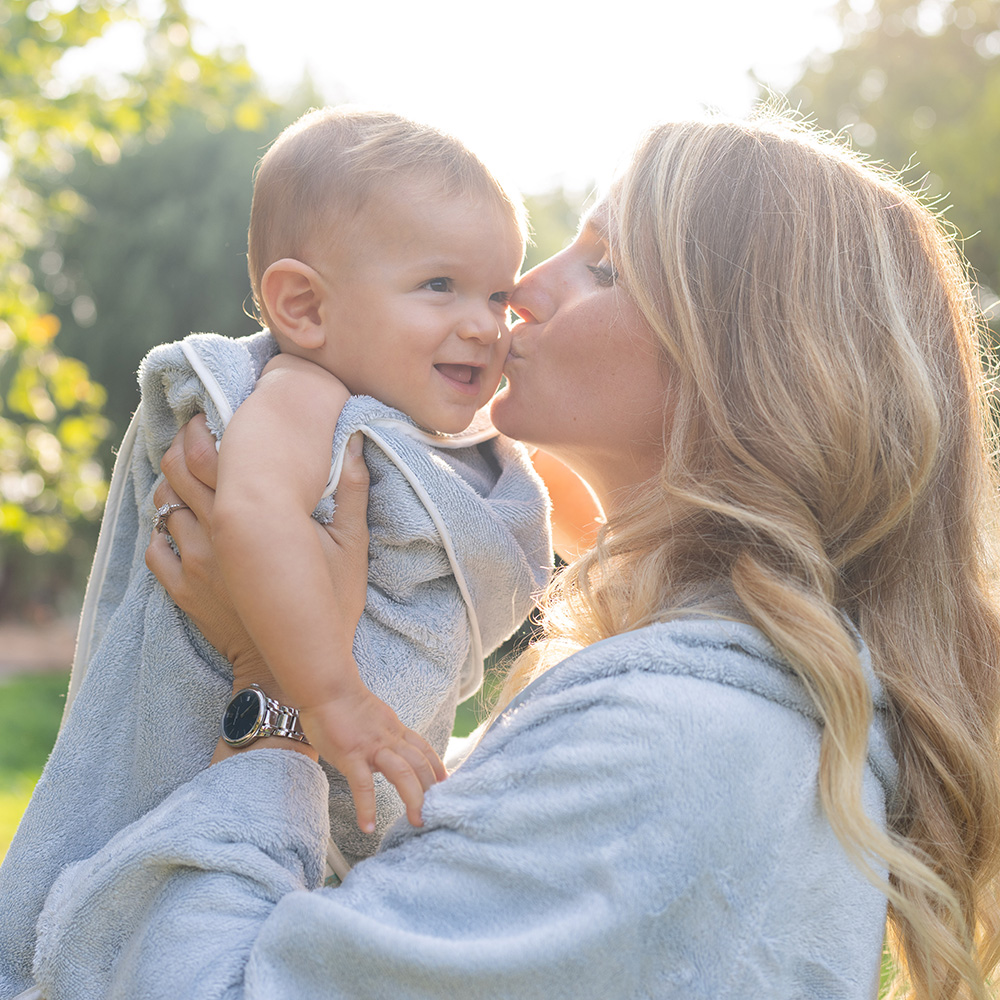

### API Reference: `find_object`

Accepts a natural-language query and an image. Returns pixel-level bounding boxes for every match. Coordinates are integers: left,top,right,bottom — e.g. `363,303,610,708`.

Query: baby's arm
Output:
211,354,445,832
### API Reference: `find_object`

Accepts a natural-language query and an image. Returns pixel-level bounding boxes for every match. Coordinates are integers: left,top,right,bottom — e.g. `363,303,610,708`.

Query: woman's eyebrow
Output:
579,203,611,242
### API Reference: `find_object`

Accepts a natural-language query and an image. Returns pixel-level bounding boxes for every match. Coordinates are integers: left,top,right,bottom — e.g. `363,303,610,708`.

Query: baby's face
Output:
310,183,523,434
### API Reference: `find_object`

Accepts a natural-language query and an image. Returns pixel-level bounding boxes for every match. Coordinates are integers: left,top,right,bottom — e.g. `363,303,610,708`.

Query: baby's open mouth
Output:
436,364,476,385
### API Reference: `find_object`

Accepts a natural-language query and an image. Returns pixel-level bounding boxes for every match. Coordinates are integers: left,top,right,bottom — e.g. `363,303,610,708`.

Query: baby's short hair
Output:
247,107,526,327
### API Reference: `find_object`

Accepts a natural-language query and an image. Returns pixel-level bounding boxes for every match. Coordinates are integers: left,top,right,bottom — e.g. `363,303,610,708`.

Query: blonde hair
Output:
246,106,526,329
500,112,1000,999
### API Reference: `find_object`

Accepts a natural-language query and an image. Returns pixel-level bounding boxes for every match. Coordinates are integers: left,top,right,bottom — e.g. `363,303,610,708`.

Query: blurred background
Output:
3,0,1000,859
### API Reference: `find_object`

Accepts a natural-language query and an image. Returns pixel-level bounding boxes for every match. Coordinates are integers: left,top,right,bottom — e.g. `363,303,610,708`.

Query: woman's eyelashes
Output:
587,259,619,287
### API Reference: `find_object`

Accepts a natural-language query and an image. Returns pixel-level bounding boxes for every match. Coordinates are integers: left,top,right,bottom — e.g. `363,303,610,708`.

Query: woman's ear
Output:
260,259,328,350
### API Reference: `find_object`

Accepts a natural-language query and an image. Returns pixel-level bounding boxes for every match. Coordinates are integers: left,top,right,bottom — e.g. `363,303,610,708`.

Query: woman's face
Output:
490,205,669,507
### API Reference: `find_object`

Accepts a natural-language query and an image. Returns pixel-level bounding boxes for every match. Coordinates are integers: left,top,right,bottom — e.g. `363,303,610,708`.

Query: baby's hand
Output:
299,689,447,834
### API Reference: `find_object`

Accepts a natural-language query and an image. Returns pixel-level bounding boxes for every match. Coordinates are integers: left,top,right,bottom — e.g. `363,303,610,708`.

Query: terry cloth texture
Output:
0,330,551,999
28,619,898,1000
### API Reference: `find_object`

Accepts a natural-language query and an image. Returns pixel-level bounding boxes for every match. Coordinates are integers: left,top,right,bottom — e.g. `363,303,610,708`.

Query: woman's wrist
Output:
213,679,321,766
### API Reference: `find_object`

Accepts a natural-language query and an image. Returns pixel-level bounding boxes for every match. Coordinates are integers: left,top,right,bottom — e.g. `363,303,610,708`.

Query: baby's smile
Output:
435,363,480,390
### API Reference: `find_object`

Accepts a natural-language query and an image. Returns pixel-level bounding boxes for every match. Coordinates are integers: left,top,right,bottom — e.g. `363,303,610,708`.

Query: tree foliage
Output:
0,0,272,595
46,110,292,443
523,187,588,272
786,0,1000,303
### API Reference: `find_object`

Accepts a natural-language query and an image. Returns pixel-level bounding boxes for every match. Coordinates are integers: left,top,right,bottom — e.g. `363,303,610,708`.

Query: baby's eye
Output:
423,277,452,293
490,291,511,306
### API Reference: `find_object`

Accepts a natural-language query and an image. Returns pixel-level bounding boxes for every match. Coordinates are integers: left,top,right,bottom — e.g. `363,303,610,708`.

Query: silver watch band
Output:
260,694,310,742
257,688,310,743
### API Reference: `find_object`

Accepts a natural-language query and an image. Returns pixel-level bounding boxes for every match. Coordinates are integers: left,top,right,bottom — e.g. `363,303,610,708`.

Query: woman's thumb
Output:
335,432,370,528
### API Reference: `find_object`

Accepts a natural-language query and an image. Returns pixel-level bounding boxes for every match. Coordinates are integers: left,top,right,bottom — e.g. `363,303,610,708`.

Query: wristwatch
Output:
221,684,311,748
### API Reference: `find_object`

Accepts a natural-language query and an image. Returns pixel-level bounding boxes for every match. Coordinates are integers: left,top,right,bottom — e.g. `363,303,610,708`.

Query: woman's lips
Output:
435,363,481,395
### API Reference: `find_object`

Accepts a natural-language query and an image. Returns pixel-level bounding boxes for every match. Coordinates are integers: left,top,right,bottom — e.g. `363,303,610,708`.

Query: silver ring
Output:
153,502,189,533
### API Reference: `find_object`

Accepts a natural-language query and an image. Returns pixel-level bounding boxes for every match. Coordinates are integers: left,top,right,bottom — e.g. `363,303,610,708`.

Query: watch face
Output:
222,688,265,746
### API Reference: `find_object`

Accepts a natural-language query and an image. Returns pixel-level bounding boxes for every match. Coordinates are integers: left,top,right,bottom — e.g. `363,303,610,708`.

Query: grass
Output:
0,671,70,861
0,778,41,863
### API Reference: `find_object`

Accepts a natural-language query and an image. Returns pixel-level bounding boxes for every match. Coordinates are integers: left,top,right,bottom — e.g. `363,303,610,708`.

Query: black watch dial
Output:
222,688,265,746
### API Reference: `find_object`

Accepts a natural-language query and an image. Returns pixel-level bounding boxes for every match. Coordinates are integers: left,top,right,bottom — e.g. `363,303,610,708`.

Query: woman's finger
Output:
145,528,182,588
159,444,213,525
327,432,370,552
321,432,371,628
158,416,219,523
183,413,220,490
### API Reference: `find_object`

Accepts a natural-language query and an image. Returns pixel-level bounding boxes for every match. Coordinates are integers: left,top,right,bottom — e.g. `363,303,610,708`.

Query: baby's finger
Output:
375,747,427,828
403,730,448,783
342,759,377,835
393,735,446,790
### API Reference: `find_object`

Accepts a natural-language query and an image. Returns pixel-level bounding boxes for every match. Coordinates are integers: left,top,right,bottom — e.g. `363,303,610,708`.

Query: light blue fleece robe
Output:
0,330,551,999
28,619,897,1000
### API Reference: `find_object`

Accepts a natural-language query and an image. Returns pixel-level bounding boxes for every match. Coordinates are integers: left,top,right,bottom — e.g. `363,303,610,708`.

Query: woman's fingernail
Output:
348,432,364,457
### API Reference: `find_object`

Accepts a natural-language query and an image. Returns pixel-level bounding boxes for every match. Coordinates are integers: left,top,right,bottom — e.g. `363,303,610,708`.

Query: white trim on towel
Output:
63,406,142,722
359,424,485,698
12,983,44,999
180,340,234,428
326,839,352,882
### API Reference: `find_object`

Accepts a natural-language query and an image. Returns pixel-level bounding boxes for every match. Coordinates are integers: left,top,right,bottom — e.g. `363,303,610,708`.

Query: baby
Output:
210,107,530,832
0,109,550,982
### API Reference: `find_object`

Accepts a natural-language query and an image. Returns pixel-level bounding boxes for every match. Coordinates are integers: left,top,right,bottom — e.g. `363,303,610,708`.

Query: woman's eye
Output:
424,277,452,293
587,261,619,287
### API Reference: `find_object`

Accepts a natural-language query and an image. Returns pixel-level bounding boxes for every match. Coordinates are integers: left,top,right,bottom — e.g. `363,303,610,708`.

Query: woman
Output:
28,111,1000,999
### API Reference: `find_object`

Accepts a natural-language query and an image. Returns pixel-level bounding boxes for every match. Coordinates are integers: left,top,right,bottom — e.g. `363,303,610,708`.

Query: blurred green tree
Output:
523,186,588,271
0,0,273,611
785,0,1000,303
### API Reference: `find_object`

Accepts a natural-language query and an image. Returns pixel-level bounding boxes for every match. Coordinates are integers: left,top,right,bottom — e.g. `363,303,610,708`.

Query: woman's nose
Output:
509,258,556,325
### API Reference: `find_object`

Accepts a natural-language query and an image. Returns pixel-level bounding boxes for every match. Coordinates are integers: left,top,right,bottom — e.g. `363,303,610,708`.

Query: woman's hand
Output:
145,416,373,691
145,414,260,673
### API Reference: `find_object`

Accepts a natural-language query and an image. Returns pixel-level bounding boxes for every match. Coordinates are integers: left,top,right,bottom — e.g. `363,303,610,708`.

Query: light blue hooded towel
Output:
0,330,551,998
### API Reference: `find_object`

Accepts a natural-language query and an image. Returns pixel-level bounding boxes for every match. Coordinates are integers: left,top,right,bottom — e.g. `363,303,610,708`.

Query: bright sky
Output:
177,0,843,196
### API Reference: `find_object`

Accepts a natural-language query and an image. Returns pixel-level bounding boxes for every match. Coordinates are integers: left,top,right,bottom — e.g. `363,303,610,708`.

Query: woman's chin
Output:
488,386,523,441
488,386,509,426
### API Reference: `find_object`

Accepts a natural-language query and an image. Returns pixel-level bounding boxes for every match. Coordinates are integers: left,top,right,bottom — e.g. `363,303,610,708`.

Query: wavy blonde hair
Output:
498,112,1000,999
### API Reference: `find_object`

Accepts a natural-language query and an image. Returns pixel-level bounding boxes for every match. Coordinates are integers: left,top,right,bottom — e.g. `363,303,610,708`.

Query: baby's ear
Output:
260,259,328,350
